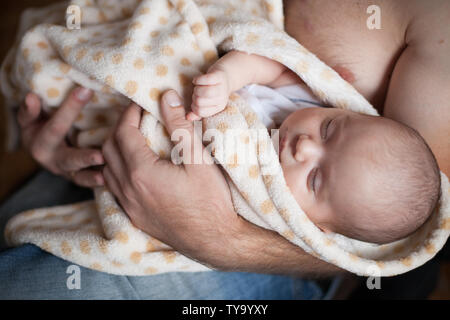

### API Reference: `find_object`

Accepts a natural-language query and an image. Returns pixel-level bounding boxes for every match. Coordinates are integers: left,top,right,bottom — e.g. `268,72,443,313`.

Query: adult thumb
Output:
160,90,193,136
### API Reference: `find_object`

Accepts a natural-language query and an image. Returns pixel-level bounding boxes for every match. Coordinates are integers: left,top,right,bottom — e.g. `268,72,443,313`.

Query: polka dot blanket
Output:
1,0,449,276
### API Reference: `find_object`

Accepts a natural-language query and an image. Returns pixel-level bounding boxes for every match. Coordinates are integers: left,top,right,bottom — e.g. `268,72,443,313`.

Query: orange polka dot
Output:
80,240,91,254
206,16,216,25
263,1,274,12
163,251,176,263
47,88,60,98
335,99,349,109
37,41,48,49
41,242,51,252
191,22,204,34
62,46,72,59
156,64,168,77
134,58,145,70
279,208,290,221
282,230,295,240
93,51,104,62
90,263,103,271
320,68,335,81
272,39,286,47
33,62,42,73
180,58,191,66
145,267,157,274
262,174,274,187
150,31,160,38
227,154,239,169
61,241,72,255
192,42,200,51
76,48,87,61
249,165,259,178
176,0,186,10
260,199,274,214
245,32,259,45
22,48,30,59
130,21,142,30
149,88,161,101
440,218,450,230
139,7,150,15
401,257,412,267
130,251,142,264
425,243,436,254
115,231,129,244
216,122,229,133
125,81,138,96
224,105,238,115
105,206,119,216
121,37,132,46
159,16,168,24
244,112,257,126
203,50,217,63
112,53,123,64
105,75,114,87
98,239,108,254
161,45,174,56
143,45,152,52
296,60,309,73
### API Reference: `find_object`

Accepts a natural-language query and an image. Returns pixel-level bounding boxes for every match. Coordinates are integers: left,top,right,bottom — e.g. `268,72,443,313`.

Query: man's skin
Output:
18,0,449,277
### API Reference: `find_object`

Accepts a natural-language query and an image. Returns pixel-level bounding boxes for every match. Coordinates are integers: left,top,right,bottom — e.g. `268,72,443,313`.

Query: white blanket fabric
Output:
1,0,449,277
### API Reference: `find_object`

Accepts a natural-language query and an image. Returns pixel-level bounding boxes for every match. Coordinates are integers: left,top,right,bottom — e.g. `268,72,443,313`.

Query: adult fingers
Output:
103,165,124,204
55,146,104,172
160,90,213,168
113,103,159,169
17,93,42,128
37,87,93,152
102,136,128,182
71,169,104,188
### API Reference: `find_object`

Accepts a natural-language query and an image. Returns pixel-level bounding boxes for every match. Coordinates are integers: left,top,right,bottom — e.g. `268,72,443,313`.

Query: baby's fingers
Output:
193,84,222,99
192,71,224,86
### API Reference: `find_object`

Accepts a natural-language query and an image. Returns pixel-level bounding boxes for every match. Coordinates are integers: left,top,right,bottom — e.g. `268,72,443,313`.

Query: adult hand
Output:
102,90,241,265
18,87,105,187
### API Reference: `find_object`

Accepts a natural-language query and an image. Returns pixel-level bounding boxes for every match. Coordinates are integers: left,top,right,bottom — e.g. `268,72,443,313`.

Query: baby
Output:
188,50,441,244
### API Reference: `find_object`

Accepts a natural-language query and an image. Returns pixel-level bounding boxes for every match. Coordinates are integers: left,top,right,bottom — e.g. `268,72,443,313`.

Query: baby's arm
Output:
188,50,287,120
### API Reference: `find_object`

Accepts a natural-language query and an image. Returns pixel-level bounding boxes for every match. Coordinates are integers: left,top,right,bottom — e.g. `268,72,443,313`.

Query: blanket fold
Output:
1,0,449,276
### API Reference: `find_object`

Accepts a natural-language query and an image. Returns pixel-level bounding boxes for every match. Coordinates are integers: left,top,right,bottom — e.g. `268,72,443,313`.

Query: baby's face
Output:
279,107,386,234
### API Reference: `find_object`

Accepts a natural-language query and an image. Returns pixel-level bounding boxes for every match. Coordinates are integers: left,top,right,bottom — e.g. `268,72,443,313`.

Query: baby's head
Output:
279,107,441,244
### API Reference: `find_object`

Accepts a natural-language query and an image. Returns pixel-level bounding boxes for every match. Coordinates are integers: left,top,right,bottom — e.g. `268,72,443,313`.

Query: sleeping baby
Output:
188,50,441,244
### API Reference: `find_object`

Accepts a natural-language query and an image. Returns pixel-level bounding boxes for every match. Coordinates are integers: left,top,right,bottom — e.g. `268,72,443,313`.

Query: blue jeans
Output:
0,170,329,300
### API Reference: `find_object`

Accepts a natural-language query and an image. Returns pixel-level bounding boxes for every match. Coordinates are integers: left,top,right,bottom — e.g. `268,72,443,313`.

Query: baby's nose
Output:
294,134,323,163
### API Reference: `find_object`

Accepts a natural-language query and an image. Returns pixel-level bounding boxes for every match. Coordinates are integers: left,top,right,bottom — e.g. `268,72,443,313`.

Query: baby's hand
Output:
187,69,231,121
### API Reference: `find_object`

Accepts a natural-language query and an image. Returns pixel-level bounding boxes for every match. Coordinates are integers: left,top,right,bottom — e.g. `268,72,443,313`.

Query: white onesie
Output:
237,83,325,130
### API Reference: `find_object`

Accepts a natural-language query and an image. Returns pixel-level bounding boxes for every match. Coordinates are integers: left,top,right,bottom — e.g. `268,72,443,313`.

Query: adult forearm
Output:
205,215,344,278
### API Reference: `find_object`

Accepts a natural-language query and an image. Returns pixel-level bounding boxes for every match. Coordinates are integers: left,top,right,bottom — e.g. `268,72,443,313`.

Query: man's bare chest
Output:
282,0,408,111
